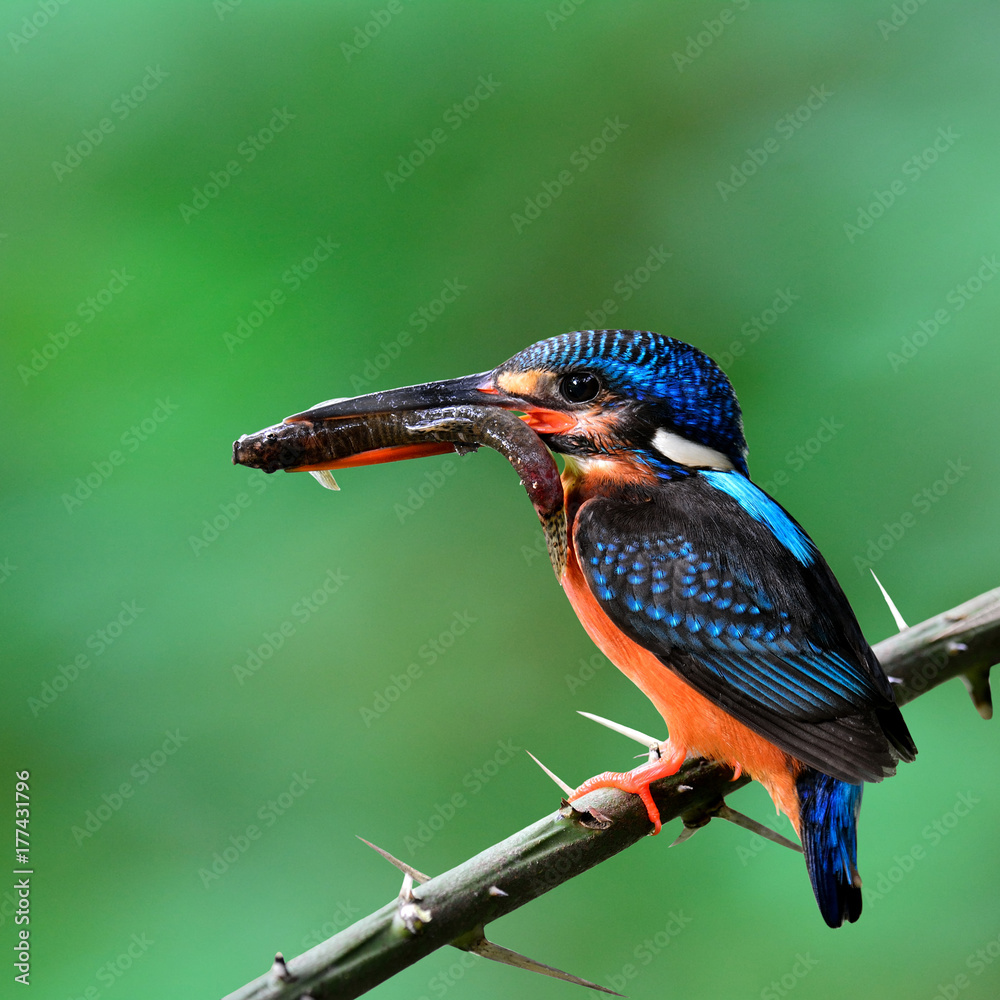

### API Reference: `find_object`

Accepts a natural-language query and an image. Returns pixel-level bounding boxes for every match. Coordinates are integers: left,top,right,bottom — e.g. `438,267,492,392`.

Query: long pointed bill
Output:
275,370,575,471
284,372,502,424
231,371,572,577
276,372,507,469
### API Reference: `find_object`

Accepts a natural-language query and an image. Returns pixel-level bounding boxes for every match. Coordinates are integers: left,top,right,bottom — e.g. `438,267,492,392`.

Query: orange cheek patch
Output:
497,370,547,397
496,370,576,434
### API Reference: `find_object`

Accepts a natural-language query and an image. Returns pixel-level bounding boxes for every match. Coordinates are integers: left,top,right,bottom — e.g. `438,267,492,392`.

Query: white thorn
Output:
399,872,414,902
525,751,574,796
577,710,661,748
396,873,432,933
870,570,908,631
270,953,296,983
356,836,431,883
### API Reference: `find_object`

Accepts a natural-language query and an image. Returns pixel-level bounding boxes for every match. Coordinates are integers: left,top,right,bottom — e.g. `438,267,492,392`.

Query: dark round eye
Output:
559,371,601,403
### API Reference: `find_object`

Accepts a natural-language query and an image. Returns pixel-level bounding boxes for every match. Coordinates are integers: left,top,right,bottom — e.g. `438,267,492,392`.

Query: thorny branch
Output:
221,585,999,1000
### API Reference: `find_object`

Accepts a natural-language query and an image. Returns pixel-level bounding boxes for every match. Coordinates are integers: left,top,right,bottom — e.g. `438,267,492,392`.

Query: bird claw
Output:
568,742,688,835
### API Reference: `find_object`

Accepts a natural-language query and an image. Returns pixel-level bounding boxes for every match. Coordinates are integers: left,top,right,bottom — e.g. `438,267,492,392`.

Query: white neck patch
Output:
651,427,735,471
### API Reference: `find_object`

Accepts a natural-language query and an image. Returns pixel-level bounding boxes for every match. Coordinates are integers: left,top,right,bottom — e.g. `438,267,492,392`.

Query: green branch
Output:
220,586,999,1000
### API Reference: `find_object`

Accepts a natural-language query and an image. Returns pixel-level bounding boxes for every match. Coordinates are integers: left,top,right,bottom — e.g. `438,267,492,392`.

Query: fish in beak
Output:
232,379,569,577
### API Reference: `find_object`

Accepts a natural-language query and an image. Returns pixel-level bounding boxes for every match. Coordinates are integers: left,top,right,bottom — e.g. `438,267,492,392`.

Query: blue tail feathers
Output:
796,768,864,927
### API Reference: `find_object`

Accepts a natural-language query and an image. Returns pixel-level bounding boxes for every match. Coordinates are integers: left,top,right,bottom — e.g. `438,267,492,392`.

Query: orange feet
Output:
568,741,688,834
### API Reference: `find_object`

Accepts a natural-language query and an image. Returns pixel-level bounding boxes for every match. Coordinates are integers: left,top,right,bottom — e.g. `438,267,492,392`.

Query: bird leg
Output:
568,740,688,835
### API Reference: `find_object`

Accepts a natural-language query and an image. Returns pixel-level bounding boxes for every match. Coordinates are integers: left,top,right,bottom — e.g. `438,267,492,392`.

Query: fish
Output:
232,403,567,577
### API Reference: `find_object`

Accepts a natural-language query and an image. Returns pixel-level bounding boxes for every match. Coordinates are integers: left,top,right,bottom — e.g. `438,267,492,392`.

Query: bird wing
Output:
572,473,913,783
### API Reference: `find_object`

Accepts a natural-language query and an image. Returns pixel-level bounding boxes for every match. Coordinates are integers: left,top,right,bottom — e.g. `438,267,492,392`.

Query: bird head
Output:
287,330,748,478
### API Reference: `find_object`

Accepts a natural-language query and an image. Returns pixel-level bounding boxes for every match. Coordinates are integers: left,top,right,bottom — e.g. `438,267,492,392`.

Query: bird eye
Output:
559,371,601,403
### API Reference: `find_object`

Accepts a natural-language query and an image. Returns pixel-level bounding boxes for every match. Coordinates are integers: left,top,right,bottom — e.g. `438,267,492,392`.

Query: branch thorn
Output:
715,804,803,853
525,750,574,796
357,835,431,883
668,824,700,847
269,953,296,984
871,570,908,631
453,926,623,995
960,662,994,719
577,710,662,748
396,873,432,934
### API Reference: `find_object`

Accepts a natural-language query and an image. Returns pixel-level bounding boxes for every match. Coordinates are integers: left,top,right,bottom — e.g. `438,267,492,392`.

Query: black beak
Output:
233,366,571,577
285,371,518,424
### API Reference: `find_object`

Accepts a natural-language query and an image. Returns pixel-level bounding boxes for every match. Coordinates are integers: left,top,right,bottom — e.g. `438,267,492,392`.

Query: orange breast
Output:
560,487,802,830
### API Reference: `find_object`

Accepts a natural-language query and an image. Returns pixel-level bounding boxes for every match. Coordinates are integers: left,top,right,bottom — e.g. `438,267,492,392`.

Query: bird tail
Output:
795,767,864,927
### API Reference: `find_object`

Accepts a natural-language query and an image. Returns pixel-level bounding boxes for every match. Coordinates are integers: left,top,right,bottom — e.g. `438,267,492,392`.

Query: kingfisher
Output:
289,329,917,927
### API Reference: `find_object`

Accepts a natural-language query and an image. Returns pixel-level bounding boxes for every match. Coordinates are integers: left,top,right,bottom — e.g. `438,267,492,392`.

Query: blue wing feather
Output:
573,472,915,783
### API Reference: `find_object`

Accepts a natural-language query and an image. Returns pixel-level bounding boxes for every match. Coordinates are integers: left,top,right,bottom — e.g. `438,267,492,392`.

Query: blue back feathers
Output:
702,471,815,566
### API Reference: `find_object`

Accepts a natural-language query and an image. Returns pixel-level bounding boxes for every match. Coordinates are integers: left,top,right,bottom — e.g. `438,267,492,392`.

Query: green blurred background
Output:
3,2,999,998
